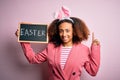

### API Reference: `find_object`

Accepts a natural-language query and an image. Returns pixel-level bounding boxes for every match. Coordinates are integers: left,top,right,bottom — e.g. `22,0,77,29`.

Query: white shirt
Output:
60,46,72,69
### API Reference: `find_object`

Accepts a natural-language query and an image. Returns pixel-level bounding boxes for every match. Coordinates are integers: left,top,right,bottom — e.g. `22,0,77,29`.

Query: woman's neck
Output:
62,42,73,47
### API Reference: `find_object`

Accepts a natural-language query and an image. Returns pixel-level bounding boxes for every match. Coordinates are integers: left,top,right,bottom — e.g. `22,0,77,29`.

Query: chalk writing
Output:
18,23,48,43
20,28,45,37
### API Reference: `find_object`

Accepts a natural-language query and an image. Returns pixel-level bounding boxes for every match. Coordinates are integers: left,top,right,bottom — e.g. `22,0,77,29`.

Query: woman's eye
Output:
59,29,70,33
66,29,70,32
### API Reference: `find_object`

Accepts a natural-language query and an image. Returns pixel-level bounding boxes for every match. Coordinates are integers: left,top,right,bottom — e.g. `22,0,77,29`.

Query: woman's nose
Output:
63,31,66,36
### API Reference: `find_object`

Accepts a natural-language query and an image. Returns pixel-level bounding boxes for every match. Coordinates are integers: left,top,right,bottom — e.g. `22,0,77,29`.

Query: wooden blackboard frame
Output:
18,23,48,43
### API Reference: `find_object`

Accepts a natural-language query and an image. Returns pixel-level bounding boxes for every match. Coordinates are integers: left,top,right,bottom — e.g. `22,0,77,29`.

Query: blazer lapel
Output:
54,44,78,79
54,45,66,79
63,44,77,73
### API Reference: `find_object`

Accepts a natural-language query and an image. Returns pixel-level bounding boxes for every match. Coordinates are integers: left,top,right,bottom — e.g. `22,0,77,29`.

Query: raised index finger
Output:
92,32,94,42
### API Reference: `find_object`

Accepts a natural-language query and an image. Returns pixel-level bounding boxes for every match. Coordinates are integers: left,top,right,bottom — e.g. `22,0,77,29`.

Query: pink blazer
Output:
21,42,100,80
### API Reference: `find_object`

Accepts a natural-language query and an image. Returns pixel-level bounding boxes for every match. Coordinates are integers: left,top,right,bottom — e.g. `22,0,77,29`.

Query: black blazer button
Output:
72,72,76,75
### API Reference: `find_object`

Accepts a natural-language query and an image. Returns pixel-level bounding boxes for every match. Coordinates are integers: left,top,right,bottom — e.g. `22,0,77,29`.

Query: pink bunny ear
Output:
62,5,70,17
54,10,63,19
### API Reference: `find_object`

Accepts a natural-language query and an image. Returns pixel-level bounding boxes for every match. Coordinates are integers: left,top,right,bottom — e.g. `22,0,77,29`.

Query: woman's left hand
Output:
92,32,100,46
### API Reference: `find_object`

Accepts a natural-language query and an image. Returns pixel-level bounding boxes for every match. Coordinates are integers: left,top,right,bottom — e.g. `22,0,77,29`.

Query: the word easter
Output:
20,28,45,37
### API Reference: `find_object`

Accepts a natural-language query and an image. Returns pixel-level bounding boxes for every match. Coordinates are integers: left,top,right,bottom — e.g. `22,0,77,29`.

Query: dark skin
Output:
58,22,100,47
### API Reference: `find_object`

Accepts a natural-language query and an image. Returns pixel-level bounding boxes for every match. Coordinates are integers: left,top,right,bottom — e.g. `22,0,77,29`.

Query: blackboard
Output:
18,23,48,43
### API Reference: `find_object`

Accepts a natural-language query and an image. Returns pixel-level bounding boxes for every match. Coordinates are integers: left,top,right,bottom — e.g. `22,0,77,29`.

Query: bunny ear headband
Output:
54,6,74,23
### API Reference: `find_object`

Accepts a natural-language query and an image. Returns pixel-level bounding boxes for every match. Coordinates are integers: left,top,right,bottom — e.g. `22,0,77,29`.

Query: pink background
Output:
0,0,120,80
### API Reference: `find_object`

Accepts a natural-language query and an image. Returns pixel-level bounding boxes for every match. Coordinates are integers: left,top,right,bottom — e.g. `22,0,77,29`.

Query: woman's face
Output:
58,22,73,46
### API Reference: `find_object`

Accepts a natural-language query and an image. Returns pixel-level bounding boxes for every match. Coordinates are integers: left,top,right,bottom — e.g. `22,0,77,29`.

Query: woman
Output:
15,16,100,80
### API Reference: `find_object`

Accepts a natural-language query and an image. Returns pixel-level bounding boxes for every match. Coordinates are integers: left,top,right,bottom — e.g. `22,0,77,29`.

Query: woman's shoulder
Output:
74,43,90,53
76,43,89,49
47,42,56,48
